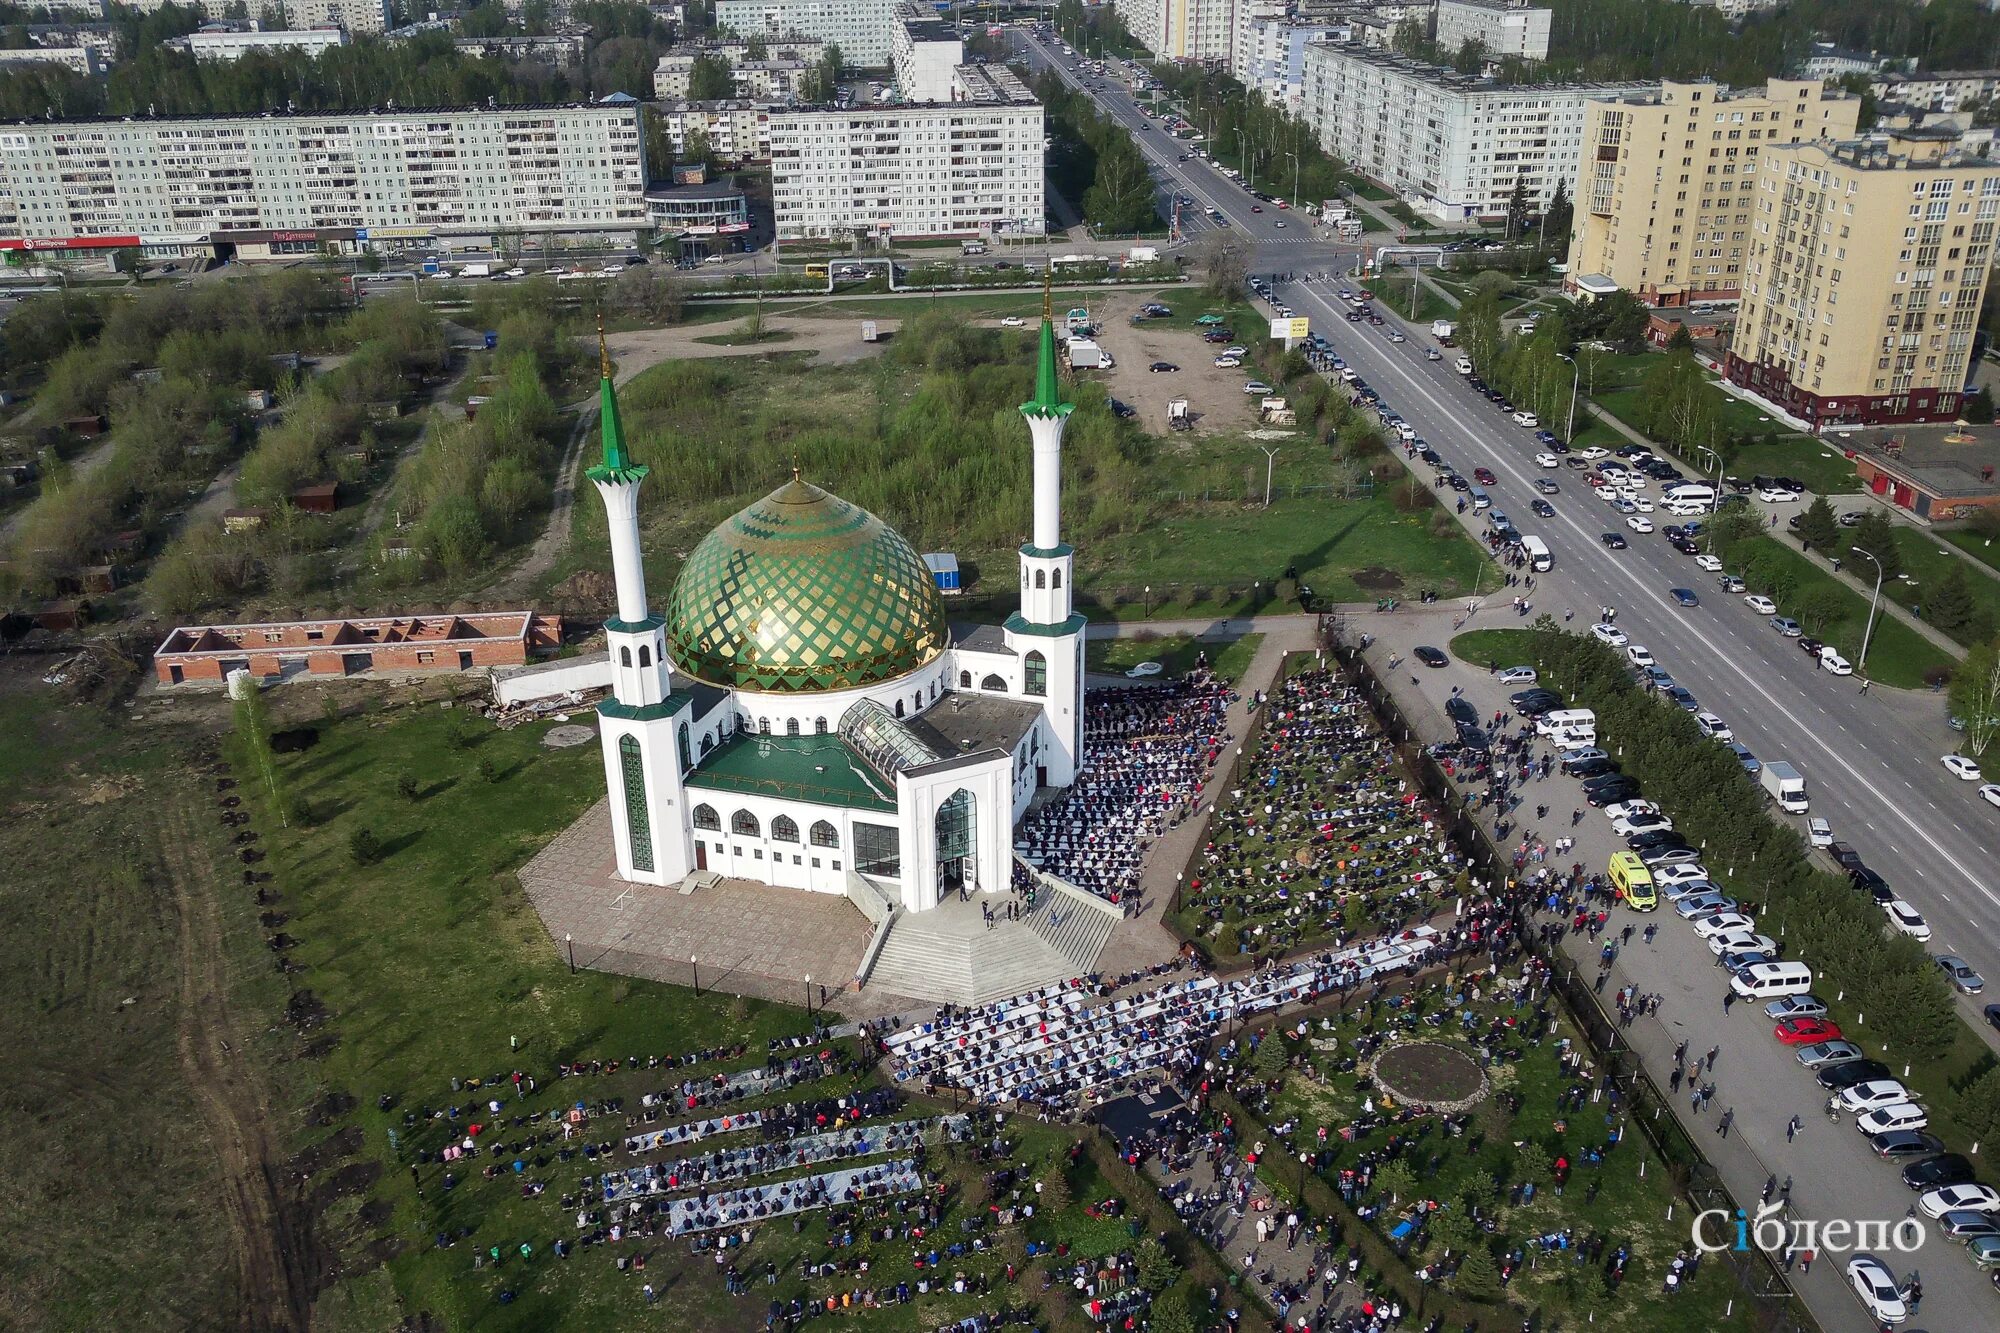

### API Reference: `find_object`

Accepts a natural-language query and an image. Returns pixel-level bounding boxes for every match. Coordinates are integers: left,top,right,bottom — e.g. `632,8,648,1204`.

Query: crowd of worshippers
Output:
1188,669,1460,956
1015,678,1235,905
882,927,1441,1118
599,1115,968,1202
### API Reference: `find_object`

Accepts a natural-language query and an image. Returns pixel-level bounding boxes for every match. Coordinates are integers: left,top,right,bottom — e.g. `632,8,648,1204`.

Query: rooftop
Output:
1845,426,2000,502
906,693,1043,760
642,179,747,202
684,732,898,813
0,101,633,128
156,612,551,657
1305,40,1653,94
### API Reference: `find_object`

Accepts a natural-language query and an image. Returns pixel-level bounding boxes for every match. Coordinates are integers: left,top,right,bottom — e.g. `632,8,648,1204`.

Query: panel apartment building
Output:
1566,79,1860,305
714,0,898,65
1433,0,1551,63
0,102,648,258
1726,131,2000,427
769,63,1044,240
1112,0,1236,63
1301,41,1655,222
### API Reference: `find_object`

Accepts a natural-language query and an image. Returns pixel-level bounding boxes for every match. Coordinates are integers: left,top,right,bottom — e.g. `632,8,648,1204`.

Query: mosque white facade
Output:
589,308,1087,914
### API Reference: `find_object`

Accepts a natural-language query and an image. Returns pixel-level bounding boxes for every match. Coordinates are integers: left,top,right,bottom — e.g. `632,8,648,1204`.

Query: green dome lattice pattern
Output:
664,479,950,694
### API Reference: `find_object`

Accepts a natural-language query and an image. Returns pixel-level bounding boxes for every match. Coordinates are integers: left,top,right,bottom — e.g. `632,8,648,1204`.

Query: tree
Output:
1504,179,1530,243
1453,1243,1502,1301
1083,136,1158,234
1949,640,2000,756
685,52,732,100
1966,386,1996,424
348,827,384,865
1796,496,1839,551
1193,227,1252,297
1514,1142,1550,1182
1928,564,1978,634
1849,509,1904,583
1135,1236,1181,1292
1667,322,1695,351
1791,586,1846,635
1453,38,1487,75
1542,179,1573,247
1375,1159,1417,1202
802,44,842,103
1147,1289,1199,1333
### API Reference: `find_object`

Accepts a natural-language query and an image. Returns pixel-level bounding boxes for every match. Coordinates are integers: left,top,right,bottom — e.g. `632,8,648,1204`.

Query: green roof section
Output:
586,327,649,486
1019,315,1073,420
683,732,898,814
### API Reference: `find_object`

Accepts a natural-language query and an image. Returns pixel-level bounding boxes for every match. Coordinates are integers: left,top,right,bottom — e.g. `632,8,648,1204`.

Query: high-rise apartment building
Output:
1726,131,2000,427
1433,0,1551,63
769,64,1044,239
1566,79,1859,305
714,0,898,65
890,2,961,103
1112,0,1236,62
0,103,648,257
1301,41,1653,221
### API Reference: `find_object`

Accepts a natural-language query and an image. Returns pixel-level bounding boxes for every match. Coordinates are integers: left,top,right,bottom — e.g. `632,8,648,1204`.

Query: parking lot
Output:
1081,292,1266,437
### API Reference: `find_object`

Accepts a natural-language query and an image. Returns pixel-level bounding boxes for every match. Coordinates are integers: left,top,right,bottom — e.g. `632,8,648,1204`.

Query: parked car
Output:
1845,1254,1909,1326
1795,1040,1866,1069
1936,955,1987,994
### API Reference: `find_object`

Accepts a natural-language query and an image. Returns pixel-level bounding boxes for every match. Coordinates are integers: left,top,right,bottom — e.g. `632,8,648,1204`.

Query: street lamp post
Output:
691,954,700,997
1693,445,1724,552
804,973,813,1019
1556,352,1580,443
565,933,574,974
1851,546,1886,679
1260,445,1279,507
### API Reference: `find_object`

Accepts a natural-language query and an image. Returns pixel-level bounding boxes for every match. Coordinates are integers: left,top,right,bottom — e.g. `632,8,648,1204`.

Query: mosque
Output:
586,302,1087,915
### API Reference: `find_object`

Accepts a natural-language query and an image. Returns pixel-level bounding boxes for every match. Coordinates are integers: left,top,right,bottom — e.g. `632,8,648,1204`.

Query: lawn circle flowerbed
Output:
1368,1040,1488,1112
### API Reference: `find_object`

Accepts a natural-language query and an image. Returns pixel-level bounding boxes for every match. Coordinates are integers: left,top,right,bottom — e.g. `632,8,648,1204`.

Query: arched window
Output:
810,820,839,848
619,735,653,873
700,732,715,755
815,717,828,734
759,717,772,735
638,644,651,668
693,804,721,830
620,645,632,667
912,691,922,712
894,699,905,718
772,814,800,842
1035,569,1047,589
1024,650,1047,697
959,669,972,688
786,718,800,736
930,681,938,701
731,809,760,837
678,723,692,769
1052,569,1063,588
981,674,1007,691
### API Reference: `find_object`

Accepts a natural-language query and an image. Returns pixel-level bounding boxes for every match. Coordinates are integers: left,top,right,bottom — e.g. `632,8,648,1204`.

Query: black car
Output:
1414,646,1449,668
1445,696,1480,726
1625,829,1687,852
1531,499,1556,518
1664,686,1699,712
1565,755,1618,779
1871,1130,1947,1160
1849,867,1894,903
1148,361,1180,373
1455,720,1490,753
1108,398,1137,419
1902,1155,1978,1190
1826,841,1866,872
1511,689,1562,716
1601,532,1629,550
1670,538,1700,556
1585,781,1643,808
1817,1059,1893,1091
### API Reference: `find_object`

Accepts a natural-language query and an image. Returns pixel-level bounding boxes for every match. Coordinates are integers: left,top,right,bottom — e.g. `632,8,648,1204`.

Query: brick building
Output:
154,611,561,685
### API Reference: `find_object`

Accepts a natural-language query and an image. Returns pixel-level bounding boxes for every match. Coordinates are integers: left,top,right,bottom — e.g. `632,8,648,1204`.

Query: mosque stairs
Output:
863,892,1113,1007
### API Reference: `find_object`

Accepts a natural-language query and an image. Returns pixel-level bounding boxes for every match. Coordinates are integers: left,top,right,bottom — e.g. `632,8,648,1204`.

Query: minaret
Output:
1004,277,1087,786
590,322,691,887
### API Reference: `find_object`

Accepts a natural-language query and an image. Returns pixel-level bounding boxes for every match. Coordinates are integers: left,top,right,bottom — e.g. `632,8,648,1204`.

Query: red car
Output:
1774,1017,1843,1045
1473,467,1498,486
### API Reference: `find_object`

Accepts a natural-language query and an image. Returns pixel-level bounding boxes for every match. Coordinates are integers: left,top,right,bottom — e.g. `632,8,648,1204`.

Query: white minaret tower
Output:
589,324,693,886
1004,281,1086,786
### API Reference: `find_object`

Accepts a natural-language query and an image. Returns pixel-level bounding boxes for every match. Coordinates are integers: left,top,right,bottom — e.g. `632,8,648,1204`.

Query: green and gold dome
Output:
664,479,949,694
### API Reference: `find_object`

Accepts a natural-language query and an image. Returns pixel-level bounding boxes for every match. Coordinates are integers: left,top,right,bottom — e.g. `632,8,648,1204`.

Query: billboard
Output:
1270,317,1310,340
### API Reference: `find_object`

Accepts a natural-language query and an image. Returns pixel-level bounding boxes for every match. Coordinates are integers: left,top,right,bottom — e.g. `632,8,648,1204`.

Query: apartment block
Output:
1231,13,1343,107
0,103,648,256
1112,0,1236,62
1727,131,2000,427
890,2,961,103
653,100,775,164
0,44,103,75
1870,70,2000,115
714,0,898,65
184,25,350,61
653,38,829,99
769,63,1043,239
117,0,391,33
1301,41,1654,221
1433,0,1551,63
1567,79,1860,305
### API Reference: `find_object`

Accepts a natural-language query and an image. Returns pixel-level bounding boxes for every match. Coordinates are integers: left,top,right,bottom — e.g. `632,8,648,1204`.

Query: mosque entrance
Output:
934,789,975,903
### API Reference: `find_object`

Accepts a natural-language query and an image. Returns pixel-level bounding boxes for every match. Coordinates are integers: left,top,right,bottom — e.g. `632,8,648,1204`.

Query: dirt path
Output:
158,795,318,1333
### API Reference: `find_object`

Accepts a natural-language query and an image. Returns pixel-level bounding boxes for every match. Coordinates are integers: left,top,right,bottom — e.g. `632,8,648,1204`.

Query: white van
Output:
1538,708,1596,733
1731,961,1814,1000
1662,499,1711,517
1663,483,1717,505
1545,723,1597,749
1521,535,1552,571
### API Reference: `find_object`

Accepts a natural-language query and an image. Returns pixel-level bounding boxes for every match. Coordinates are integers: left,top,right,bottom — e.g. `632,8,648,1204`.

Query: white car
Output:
1882,899,1931,941
1627,515,1655,533
1455,358,1473,374
1535,452,1560,468
1593,484,1619,501
1837,1079,1911,1113
1694,711,1732,741
1511,411,1539,428
1591,623,1628,647
1943,754,1983,781
1603,799,1661,822
1819,649,1853,675
1386,329,1404,341
999,316,1026,327
1707,929,1776,957
1919,1183,2000,1218
1980,783,2000,809
1744,595,1778,614
1844,1254,1909,1325
1692,911,1757,939
1497,666,1538,685
1578,447,1609,460
1807,818,1833,847
1694,554,1724,572
1858,1103,1927,1137
1758,487,1799,503
1243,380,1273,394
1630,496,1655,513
1611,811,1674,837
1654,863,1711,888
1213,355,1243,368
1626,644,1655,669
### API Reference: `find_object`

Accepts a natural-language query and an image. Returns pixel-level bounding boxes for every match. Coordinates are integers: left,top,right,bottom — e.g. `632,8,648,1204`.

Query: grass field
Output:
1726,440,1858,496
1726,536,1956,688
1941,526,2000,577
1880,525,2000,646
1449,628,1538,669
1085,632,1262,682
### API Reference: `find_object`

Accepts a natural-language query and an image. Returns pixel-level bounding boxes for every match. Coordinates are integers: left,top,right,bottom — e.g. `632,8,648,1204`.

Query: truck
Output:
1167,399,1191,431
1760,760,1809,814
1431,319,1456,341
1065,307,1092,334
1126,245,1159,264
457,262,491,278
1063,337,1102,370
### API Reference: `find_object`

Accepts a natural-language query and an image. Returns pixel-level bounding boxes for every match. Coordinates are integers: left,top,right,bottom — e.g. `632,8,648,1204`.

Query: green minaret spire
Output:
587,316,648,485
1020,272,1073,419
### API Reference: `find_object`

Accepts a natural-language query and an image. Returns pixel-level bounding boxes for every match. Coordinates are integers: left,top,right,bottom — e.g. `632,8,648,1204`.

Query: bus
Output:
804,263,830,279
